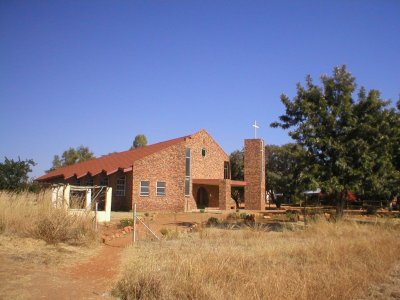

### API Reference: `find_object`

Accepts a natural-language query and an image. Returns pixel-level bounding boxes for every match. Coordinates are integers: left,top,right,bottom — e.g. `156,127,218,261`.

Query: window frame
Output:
116,176,126,196
156,181,166,197
224,161,230,179
140,180,150,197
185,148,191,196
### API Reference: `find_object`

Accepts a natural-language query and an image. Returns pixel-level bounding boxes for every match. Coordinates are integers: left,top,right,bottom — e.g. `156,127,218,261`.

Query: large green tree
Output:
0,157,35,190
131,134,148,150
48,145,94,172
271,65,400,217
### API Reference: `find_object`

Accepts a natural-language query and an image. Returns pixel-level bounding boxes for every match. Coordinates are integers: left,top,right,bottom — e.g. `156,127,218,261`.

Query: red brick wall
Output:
131,130,229,212
186,130,229,209
132,142,186,212
244,139,266,210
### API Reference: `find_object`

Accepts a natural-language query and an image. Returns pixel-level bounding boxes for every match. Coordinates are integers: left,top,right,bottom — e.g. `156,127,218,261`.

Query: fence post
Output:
133,203,137,243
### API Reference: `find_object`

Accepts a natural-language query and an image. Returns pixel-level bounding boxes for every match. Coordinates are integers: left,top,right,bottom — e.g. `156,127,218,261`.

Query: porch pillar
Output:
219,179,232,210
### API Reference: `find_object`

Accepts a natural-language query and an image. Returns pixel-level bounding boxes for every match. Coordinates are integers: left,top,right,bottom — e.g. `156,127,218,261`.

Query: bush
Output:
159,228,179,240
227,212,240,220
286,211,298,222
206,217,221,227
112,272,163,300
365,205,378,215
120,218,134,228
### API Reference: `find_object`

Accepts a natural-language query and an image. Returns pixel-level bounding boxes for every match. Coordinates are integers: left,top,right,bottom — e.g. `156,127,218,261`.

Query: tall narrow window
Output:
100,176,108,187
116,176,126,196
86,177,93,186
156,181,166,196
224,161,230,179
185,148,191,196
140,181,150,196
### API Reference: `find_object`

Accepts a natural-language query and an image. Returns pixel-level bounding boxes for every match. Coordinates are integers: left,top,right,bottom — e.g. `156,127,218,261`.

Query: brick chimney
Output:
244,139,265,210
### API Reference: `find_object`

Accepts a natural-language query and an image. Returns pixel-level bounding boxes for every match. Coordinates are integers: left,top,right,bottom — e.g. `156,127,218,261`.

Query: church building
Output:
36,129,265,211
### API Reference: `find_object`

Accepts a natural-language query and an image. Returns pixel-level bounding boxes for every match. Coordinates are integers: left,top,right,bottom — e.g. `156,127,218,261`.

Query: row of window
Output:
140,181,166,197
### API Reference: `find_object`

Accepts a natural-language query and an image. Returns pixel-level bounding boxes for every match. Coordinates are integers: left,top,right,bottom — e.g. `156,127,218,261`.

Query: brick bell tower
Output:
244,139,266,210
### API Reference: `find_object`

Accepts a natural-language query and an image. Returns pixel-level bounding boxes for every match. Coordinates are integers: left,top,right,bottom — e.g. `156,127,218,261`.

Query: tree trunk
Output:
335,190,347,219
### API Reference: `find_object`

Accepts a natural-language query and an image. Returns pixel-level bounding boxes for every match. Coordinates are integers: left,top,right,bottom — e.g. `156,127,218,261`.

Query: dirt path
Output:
0,234,131,300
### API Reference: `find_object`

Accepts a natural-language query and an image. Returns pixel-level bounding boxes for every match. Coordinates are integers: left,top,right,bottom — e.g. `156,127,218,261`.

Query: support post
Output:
86,188,92,209
95,202,98,231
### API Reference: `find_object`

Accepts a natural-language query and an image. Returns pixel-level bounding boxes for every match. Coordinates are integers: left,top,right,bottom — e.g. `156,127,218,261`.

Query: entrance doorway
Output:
196,187,209,208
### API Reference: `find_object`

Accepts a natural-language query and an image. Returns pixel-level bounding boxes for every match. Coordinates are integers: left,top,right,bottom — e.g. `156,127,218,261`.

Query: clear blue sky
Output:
1,1,399,178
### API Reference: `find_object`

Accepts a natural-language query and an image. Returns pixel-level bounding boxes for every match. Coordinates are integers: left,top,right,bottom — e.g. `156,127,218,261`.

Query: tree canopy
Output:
266,144,315,201
271,65,400,214
0,157,35,191
131,134,148,150
48,145,94,172
230,150,244,180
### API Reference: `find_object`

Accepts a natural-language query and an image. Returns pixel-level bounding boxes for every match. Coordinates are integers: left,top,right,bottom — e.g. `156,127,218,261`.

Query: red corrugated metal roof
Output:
36,134,192,182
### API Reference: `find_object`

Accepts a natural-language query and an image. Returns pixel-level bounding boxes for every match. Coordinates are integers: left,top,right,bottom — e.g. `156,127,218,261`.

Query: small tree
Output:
0,157,35,191
230,150,244,180
48,145,94,172
131,134,148,150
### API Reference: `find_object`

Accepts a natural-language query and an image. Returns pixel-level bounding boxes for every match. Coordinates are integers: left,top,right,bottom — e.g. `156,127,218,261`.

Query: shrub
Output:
159,228,179,240
120,218,134,228
227,212,240,220
286,210,298,222
160,228,169,236
365,205,378,215
112,272,163,300
239,212,255,221
206,217,221,227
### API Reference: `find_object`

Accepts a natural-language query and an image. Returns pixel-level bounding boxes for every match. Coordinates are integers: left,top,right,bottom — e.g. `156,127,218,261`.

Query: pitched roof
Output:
36,133,192,182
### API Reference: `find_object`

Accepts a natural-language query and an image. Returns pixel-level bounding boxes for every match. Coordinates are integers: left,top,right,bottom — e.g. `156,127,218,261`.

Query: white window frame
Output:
156,181,166,196
185,148,191,196
140,181,150,197
116,176,126,196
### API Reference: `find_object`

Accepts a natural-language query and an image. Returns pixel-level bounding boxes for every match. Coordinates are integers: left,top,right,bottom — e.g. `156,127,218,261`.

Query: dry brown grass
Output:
112,220,400,300
0,190,98,245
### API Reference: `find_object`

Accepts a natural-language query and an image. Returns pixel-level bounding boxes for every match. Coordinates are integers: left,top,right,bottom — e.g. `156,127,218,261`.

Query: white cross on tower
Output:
252,120,260,138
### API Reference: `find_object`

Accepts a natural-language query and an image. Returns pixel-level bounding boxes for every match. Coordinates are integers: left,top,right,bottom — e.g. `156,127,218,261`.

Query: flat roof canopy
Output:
192,179,246,187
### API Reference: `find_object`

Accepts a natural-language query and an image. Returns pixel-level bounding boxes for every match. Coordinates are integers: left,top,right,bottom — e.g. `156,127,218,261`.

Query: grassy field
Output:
0,191,98,245
112,219,400,300
1,191,400,299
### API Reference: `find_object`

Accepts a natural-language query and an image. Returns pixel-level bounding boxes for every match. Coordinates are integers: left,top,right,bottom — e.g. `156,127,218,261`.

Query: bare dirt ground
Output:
0,236,122,299
0,211,228,299
1,210,399,299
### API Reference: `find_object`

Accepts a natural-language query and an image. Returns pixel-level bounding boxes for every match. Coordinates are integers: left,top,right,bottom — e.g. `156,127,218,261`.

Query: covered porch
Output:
192,179,246,210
